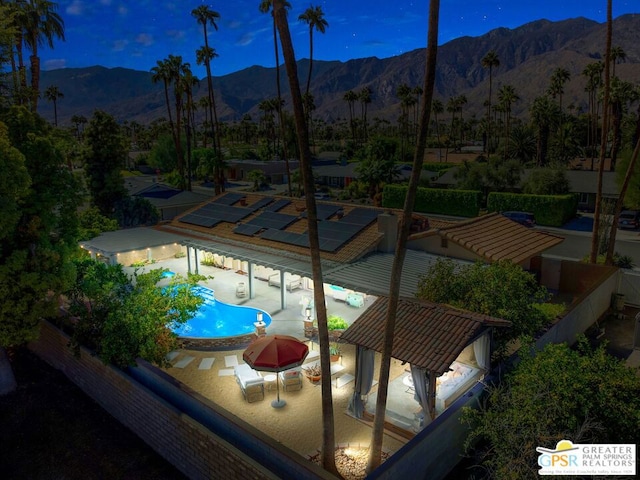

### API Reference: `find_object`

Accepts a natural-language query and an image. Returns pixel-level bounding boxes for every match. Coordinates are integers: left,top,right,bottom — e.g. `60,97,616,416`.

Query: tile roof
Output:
435,212,564,264
339,296,510,374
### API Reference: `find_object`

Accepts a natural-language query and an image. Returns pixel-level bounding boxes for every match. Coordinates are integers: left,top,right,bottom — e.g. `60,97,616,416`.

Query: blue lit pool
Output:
172,285,272,338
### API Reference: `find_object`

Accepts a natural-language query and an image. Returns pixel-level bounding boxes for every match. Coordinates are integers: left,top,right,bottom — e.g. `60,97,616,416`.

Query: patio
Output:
127,258,412,461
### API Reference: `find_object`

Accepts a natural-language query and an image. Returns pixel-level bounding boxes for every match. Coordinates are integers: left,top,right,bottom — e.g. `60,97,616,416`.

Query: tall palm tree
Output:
548,67,570,159
260,0,293,197
497,84,519,159
298,4,328,97
610,45,626,78
191,6,223,188
272,0,338,474
179,65,199,191
582,61,604,169
343,89,358,141
43,84,63,126
23,0,65,112
367,0,441,472
359,86,372,142
431,98,444,160
481,50,500,153
607,77,636,171
151,58,178,164
530,95,559,166
590,0,612,264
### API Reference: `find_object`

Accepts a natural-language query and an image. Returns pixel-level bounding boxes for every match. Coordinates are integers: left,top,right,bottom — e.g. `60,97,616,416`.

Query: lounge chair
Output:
278,366,303,392
268,272,302,292
234,364,264,403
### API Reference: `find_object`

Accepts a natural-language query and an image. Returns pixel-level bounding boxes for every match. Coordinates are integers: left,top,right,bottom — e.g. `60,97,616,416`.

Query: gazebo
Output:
340,296,510,426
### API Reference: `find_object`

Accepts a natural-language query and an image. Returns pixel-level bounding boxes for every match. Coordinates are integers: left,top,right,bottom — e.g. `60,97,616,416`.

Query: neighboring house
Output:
124,177,211,221
433,167,620,212
225,159,300,185
313,163,439,190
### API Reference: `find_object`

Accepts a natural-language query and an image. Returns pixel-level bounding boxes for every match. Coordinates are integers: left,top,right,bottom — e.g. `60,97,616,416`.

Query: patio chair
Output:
236,282,247,298
279,366,303,392
234,364,264,403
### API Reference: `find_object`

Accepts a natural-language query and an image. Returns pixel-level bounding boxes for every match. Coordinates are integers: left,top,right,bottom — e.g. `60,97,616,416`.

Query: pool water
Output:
172,285,272,338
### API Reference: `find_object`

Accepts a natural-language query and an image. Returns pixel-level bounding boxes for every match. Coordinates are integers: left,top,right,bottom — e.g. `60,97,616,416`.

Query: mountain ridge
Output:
37,14,640,126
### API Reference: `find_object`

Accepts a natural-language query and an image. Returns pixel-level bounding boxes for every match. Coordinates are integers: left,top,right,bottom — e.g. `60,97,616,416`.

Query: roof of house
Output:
339,296,510,374
427,212,564,264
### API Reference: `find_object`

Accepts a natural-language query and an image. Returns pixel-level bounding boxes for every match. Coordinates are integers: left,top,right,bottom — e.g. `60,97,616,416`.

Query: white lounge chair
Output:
234,364,264,403
236,282,247,298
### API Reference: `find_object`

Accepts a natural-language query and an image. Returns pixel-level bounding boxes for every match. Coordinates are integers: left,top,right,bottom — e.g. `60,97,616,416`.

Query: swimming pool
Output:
172,285,272,339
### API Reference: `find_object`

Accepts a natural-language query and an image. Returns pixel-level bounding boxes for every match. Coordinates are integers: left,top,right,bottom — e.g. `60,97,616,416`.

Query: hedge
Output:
382,185,482,217
487,192,578,227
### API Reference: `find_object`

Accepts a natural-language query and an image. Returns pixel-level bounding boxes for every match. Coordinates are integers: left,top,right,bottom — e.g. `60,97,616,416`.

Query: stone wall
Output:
28,321,334,480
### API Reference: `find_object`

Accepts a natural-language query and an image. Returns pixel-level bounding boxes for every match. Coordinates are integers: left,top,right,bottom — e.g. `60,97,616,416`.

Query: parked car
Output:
502,211,535,227
618,210,640,230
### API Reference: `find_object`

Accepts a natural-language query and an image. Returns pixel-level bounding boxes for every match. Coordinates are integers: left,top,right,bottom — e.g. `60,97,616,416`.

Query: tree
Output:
368,0,441,471
610,45,626,78
431,98,444,159
23,0,65,112
272,0,338,473
343,90,358,142
260,0,293,197
497,84,519,158
522,167,570,195
481,50,500,153
0,106,80,347
582,61,604,168
463,340,640,479
359,86,372,142
43,84,63,126
247,169,266,191
66,261,204,368
355,137,400,203
590,0,612,264
416,259,549,350
192,6,222,170
298,4,328,97
607,77,637,171
530,95,560,166
84,110,127,216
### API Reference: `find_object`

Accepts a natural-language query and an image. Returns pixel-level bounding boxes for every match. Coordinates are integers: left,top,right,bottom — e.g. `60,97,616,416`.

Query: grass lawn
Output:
0,348,185,480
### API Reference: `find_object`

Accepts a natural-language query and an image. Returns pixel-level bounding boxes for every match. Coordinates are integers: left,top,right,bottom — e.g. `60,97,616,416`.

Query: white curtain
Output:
410,364,429,422
473,333,490,371
347,346,375,418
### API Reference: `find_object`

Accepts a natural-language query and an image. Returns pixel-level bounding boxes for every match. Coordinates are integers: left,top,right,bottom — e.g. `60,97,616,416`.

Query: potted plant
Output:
327,314,348,341
329,343,341,362
303,364,322,383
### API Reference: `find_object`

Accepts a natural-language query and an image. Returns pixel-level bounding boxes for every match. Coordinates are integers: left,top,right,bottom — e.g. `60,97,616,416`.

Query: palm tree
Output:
343,89,358,141
608,77,636,171
590,0,612,264
367,0,441,472
259,0,293,197
151,58,179,168
481,50,500,153
44,84,63,126
191,6,223,186
497,84,519,159
431,98,444,160
298,4,328,97
359,86,372,142
179,65,199,191
272,0,338,474
530,95,560,166
610,45,626,78
22,0,65,112
582,61,604,169
70,114,87,140
548,67,571,159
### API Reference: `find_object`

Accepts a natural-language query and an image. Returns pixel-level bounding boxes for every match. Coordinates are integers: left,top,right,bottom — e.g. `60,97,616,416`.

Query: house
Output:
225,159,300,185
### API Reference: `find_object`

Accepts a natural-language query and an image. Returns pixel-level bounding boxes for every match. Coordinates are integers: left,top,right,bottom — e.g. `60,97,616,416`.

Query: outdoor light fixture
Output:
256,311,264,325
305,307,311,320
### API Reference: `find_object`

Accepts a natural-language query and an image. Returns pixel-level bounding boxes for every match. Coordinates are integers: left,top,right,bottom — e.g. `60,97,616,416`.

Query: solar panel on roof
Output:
233,224,263,236
186,202,253,224
341,208,381,225
300,203,341,220
213,192,245,205
180,214,221,228
264,199,291,212
247,211,298,230
248,197,273,211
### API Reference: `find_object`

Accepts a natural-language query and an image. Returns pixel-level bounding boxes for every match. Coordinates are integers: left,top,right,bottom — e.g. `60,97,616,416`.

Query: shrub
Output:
327,315,348,330
383,184,482,217
487,192,578,227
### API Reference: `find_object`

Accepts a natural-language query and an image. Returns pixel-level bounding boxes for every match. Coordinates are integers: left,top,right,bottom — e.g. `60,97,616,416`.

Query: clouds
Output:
135,33,155,47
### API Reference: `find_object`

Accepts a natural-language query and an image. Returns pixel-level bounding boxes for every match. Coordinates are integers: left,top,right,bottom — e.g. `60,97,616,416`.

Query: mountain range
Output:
37,14,640,127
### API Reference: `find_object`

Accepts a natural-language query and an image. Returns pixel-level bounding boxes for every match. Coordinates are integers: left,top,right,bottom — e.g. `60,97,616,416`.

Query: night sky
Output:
39,1,637,77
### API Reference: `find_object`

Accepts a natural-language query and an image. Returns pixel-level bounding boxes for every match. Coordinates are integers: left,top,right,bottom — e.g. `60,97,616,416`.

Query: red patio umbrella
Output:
243,334,309,408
